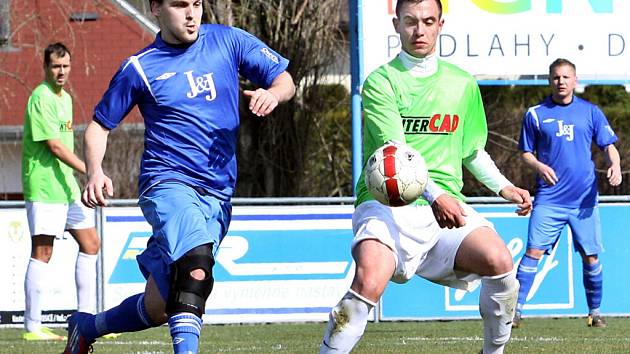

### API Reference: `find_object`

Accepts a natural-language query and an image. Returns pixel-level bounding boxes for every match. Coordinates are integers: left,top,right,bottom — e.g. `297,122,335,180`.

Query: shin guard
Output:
479,270,519,354
320,289,376,354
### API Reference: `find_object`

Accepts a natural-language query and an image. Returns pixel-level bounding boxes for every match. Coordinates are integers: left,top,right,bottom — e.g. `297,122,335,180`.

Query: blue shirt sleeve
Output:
591,105,618,149
229,27,289,88
93,59,145,130
519,108,538,153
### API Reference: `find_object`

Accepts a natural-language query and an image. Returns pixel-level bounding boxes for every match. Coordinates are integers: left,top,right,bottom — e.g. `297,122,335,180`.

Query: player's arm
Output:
521,151,558,186
422,179,467,228
464,149,532,216
45,139,86,174
604,144,622,186
243,71,295,117
82,121,113,208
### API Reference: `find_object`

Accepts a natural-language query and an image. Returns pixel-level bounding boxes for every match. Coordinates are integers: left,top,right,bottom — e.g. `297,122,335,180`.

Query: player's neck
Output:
45,80,64,97
398,50,437,78
551,94,574,105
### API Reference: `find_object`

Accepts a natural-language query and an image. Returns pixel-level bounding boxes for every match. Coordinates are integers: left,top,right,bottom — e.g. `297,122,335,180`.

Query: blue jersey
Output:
94,24,289,199
519,95,617,208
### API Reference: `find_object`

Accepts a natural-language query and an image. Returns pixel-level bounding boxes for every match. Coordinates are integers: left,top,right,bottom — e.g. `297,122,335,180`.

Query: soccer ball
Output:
364,141,428,207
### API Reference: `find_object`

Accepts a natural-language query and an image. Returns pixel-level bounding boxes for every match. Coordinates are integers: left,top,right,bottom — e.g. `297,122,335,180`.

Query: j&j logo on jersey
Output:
402,114,459,135
185,70,217,101
555,120,574,141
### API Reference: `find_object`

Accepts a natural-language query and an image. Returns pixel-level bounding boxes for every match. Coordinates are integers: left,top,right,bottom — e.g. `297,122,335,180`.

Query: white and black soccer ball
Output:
364,141,428,207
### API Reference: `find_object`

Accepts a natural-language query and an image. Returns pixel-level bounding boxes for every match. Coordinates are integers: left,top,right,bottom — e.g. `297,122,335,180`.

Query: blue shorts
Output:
136,182,232,300
527,204,603,256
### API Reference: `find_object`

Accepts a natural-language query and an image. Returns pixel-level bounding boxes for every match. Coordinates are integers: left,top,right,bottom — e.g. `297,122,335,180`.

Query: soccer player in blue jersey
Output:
513,58,622,329
62,0,295,353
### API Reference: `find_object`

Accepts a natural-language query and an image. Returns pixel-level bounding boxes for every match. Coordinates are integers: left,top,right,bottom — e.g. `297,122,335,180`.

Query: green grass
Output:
1,317,629,353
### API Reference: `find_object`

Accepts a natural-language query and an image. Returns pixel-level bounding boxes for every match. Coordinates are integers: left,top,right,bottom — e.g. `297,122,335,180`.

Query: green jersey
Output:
356,57,488,206
22,82,80,203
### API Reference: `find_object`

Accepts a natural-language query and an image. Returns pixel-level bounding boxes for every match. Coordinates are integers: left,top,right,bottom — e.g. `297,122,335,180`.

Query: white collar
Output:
398,50,438,78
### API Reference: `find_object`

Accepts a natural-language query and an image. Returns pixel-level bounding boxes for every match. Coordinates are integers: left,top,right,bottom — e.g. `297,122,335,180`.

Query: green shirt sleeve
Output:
28,95,60,142
461,79,488,159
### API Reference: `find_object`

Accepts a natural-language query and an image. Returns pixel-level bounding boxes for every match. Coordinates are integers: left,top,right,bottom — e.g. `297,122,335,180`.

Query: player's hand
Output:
499,185,532,216
243,88,279,117
430,194,467,229
607,164,622,186
536,162,558,186
82,171,113,208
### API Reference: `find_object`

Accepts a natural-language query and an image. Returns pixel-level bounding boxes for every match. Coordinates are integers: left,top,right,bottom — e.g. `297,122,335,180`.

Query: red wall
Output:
0,0,155,126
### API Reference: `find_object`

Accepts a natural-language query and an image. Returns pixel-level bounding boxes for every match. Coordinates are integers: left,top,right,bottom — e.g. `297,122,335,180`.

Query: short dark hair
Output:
396,0,443,18
44,42,71,67
549,58,576,75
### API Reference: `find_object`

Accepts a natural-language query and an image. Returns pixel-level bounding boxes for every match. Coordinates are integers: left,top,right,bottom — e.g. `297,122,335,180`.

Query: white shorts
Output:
352,200,494,290
25,200,95,237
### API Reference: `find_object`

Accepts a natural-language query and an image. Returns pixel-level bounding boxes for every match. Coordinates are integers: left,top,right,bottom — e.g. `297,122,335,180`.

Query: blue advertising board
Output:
380,204,630,320
100,203,630,324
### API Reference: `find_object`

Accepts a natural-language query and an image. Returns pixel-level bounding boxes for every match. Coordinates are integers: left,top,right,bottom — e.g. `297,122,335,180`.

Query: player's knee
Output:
80,237,100,255
484,247,514,276
166,243,215,318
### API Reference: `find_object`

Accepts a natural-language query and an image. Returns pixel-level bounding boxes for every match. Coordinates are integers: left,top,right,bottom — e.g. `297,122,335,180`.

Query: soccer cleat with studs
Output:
63,312,95,354
22,327,67,341
511,311,522,329
587,314,607,328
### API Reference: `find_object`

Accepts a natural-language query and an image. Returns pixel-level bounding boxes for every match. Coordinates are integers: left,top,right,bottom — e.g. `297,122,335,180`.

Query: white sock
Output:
75,252,98,314
479,270,519,354
320,289,376,354
24,258,48,332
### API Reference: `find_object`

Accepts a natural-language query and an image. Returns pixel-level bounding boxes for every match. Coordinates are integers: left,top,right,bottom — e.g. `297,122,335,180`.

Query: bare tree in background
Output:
204,0,350,197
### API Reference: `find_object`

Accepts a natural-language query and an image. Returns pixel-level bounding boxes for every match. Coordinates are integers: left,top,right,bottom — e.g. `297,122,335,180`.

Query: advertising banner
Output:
380,204,630,319
101,205,357,323
2,202,628,325
361,0,630,85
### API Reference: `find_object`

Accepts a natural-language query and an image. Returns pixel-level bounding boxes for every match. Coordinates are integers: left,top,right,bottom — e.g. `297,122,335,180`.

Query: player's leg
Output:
514,204,566,326
166,243,216,354
569,207,605,327
140,182,229,354
321,201,403,354
320,239,394,354
63,274,163,354
67,200,100,315
23,201,67,340
453,225,517,354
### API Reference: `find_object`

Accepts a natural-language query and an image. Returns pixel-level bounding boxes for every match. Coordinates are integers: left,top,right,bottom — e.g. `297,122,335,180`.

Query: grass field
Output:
1,317,629,353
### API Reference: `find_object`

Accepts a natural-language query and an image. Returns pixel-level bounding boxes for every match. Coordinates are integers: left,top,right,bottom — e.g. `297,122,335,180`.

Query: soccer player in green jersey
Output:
320,1,532,353
21,43,100,341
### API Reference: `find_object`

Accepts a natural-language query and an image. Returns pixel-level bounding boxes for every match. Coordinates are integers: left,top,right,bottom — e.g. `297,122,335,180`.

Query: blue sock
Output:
169,312,202,354
583,261,603,314
515,254,540,312
85,293,153,338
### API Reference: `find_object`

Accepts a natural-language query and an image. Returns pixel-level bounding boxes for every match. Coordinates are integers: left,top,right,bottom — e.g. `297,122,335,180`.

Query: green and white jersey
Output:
356,57,488,206
22,81,80,203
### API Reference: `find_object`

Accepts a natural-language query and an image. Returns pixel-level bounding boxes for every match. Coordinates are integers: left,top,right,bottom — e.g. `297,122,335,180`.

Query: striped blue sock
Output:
583,261,603,314
515,254,540,312
169,312,202,354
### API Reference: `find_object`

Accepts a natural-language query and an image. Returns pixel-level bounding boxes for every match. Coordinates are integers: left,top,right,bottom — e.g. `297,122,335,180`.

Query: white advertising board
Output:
361,0,630,84
101,205,357,324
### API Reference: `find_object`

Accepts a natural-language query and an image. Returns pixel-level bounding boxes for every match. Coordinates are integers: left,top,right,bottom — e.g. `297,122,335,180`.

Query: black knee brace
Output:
166,243,215,318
